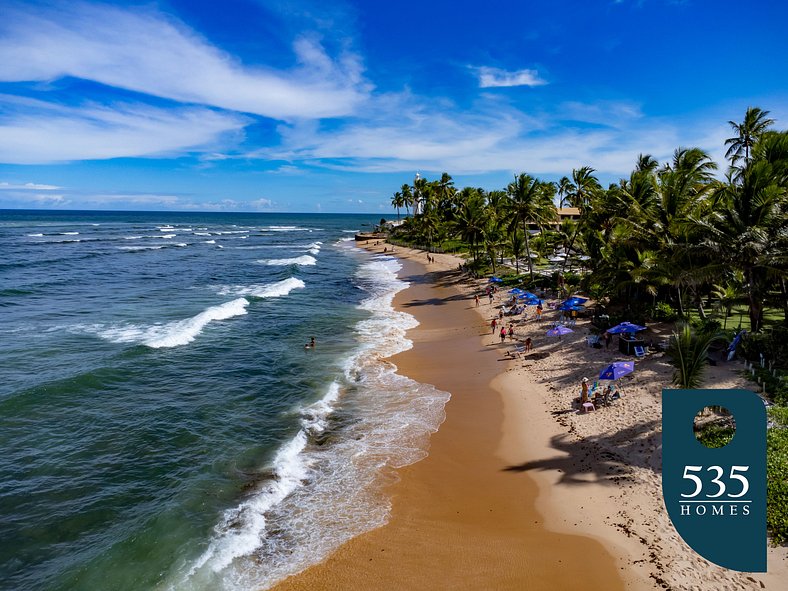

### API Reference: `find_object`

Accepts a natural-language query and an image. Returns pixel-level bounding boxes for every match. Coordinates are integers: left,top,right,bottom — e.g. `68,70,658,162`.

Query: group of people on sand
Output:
574,376,618,409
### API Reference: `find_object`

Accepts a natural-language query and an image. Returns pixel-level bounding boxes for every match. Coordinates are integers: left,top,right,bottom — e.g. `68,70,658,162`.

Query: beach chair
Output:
634,345,646,357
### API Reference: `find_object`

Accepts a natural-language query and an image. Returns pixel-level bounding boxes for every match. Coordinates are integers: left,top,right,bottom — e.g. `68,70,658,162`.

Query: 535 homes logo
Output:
662,389,766,572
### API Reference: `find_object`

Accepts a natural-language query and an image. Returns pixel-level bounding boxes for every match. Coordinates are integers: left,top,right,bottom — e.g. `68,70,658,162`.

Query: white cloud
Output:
250,94,722,177
0,95,246,163
0,2,370,120
476,66,547,88
249,198,274,209
0,181,62,190
30,193,67,203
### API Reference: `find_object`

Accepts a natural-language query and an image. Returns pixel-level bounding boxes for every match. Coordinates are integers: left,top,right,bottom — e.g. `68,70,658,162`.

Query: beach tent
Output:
606,322,646,334
546,326,573,338
599,361,635,381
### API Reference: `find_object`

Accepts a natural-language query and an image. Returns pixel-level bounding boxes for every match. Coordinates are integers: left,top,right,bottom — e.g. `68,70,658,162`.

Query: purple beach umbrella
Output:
546,325,573,337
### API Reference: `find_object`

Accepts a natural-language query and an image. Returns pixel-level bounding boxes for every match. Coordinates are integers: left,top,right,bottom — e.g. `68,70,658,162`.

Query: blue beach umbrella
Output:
563,296,588,307
546,325,573,337
489,276,503,283
599,361,635,381
509,288,524,294
606,321,647,334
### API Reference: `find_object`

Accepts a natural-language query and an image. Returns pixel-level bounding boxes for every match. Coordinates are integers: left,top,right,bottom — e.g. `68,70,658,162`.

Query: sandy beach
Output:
274,241,788,590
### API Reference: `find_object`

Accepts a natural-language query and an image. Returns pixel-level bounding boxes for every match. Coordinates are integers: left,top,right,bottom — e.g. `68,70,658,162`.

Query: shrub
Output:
767,427,788,545
694,424,735,448
653,301,678,321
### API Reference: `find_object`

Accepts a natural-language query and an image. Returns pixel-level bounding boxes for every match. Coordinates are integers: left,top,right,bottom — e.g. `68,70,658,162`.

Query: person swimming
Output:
305,336,316,349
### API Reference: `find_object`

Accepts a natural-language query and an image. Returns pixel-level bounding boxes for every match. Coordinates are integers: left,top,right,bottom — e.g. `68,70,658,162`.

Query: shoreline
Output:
273,240,787,590
273,243,632,590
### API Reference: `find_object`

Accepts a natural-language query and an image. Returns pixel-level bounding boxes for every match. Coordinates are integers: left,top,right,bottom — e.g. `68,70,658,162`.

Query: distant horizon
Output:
1,1,786,212
0,207,389,216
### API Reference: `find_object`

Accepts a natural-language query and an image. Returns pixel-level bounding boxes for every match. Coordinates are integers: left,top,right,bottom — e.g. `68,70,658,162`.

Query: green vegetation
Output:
389,107,788,543
389,107,787,333
767,427,788,545
694,424,735,448
666,323,723,389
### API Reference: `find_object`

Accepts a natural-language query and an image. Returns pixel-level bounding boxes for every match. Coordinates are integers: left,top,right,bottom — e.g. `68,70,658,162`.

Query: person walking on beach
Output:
500,327,506,343
491,318,497,333
475,294,480,307
604,331,612,349
524,337,532,352
508,325,514,340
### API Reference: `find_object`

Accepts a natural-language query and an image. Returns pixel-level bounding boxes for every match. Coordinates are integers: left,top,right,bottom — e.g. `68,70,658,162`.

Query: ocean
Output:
0,210,449,591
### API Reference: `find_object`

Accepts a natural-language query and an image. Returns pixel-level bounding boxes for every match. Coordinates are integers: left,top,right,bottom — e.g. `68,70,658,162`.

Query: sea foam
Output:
88,298,249,348
259,255,316,266
175,254,450,591
215,278,305,298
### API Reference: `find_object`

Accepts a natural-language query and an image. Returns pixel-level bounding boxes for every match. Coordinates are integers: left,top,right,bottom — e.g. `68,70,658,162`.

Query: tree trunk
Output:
522,219,534,282
561,222,580,275
676,286,685,318
781,277,788,326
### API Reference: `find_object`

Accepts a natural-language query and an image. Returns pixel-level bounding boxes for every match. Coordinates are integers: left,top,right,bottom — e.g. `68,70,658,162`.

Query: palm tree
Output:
667,322,722,388
561,166,601,274
400,184,413,216
506,173,556,281
452,191,486,262
391,191,404,221
711,278,744,330
557,176,573,208
693,156,784,331
725,107,775,166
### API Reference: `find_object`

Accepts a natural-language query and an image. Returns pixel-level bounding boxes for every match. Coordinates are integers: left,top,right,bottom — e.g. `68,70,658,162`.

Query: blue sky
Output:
0,0,786,213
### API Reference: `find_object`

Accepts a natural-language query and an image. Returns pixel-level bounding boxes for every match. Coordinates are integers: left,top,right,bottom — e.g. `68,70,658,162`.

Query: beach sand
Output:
273,241,787,590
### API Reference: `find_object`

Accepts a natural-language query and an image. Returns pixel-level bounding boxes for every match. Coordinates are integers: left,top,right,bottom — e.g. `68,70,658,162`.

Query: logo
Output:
662,389,766,572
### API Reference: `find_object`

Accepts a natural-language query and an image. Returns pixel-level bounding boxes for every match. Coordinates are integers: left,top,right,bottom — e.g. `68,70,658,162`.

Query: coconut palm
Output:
391,191,404,221
561,167,601,274
725,107,775,166
400,184,413,216
506,173,556,281
452,190,487,262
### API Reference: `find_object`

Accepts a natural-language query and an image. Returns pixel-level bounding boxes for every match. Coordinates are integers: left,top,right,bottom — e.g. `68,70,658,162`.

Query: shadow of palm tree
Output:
503,418,662,486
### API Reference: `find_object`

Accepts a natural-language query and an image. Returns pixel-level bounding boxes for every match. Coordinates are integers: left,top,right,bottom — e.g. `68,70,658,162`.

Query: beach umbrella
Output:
520,295,540,304
509,288,524,294
599,361,635,381
563,296,588,306
489,276,503,283
546,325,573,337
606,322,647,334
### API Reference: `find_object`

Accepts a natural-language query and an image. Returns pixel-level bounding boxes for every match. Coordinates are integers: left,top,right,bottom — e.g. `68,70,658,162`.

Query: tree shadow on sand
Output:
503,418,662,486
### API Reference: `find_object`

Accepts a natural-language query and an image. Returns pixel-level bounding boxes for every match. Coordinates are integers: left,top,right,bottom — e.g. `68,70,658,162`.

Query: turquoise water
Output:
0,211,449,591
